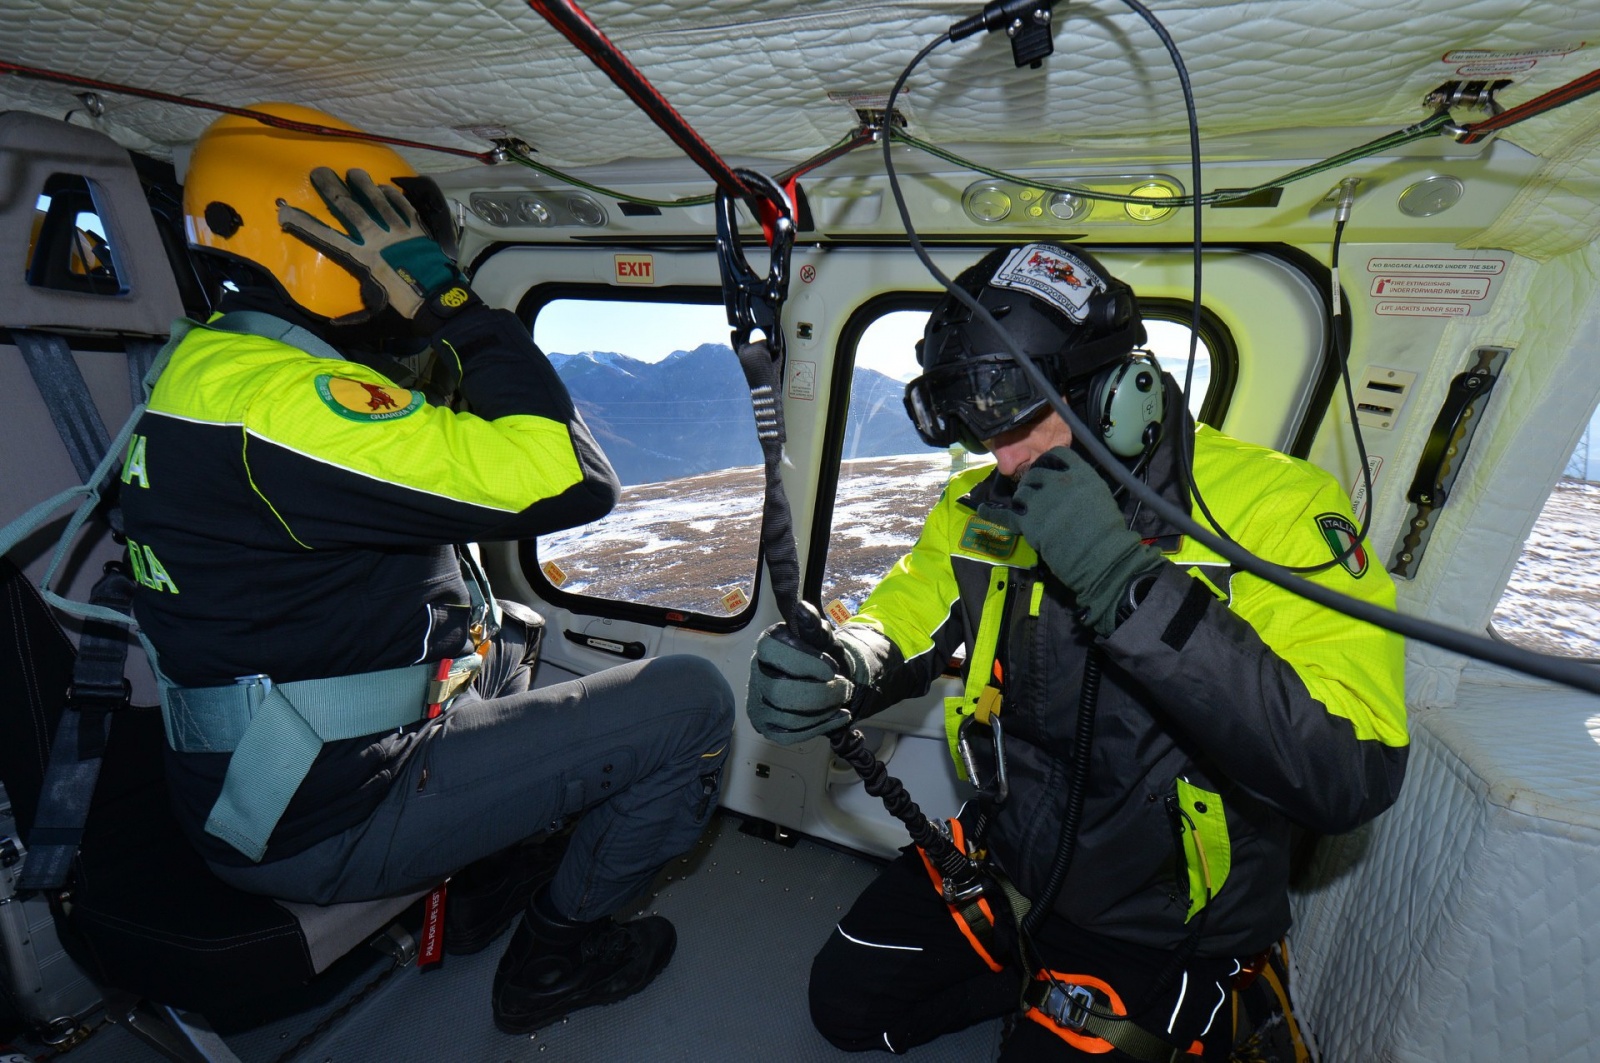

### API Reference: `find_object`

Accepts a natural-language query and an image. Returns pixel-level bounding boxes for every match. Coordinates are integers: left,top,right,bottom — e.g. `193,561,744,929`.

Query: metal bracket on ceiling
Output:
827,91,909,142
1427,79,1513,143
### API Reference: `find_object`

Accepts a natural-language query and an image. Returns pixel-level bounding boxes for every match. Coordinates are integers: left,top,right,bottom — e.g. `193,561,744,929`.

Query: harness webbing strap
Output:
1024,973,1202,1061
166,665,433,862
211,310,346,363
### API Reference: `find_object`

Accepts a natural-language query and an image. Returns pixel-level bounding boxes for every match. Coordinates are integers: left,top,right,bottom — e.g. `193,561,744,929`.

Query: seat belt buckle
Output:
424,653,482,718
1042,981,1096,1032
65,675,132,715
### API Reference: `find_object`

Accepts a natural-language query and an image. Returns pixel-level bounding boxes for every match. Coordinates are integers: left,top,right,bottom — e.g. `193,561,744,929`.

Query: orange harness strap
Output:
1024,970,1203,1060
915,817,1003,973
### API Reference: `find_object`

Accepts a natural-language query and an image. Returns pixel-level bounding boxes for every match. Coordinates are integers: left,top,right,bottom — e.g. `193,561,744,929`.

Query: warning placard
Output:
1374,301,1472,318
1366,257,1504,276
1370,276,1490,300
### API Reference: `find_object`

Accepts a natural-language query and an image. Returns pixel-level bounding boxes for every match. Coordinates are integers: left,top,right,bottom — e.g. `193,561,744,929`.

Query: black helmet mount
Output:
903,242,1160,456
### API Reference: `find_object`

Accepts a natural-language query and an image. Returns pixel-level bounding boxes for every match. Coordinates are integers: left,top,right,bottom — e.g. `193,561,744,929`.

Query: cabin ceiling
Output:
3,1,1600,255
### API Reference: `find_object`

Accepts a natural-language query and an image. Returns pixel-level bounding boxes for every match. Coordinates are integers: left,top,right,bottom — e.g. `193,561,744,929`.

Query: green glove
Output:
978,446,1165,636
747,623,871,746
278,167,476,331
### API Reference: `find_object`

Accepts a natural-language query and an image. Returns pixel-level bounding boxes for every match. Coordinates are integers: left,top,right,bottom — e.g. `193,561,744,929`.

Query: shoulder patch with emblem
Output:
1315,512,1368,578
960,515,1018,559
315,375,423,423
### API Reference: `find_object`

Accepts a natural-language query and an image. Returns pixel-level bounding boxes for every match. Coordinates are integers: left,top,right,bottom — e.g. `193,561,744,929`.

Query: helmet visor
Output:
903,354,1052,449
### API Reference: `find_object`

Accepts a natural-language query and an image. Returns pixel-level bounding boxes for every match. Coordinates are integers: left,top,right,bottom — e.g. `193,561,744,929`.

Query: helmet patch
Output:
1315,513,1369,578
315,375,423,423
989,243,1102,324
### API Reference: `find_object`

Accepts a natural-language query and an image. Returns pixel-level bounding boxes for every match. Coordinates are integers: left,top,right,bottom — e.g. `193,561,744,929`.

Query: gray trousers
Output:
209,623,734,922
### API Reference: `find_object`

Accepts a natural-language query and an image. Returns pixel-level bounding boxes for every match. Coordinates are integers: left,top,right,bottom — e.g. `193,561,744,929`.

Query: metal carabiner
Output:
714,168,795,361
957,713,1010,806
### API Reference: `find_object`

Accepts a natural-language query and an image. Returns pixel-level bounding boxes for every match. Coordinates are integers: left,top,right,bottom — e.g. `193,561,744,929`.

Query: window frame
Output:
514,280,766,633
27,173,128,297
805,292,1239,605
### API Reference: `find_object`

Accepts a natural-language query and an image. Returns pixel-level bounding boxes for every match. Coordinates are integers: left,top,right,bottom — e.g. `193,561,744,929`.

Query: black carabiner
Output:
715,168,795,363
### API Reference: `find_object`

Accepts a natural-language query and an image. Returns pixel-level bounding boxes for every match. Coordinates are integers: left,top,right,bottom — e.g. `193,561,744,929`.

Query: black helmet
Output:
903,243,1147,452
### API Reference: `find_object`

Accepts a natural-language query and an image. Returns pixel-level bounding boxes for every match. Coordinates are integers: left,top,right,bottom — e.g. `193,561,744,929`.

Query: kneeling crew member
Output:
747,243,1406,1059
121,104,733,1035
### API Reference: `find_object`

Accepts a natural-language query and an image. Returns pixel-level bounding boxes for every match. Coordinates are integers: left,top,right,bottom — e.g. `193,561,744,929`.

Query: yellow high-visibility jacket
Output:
846,414,1406,956
121,302,618,864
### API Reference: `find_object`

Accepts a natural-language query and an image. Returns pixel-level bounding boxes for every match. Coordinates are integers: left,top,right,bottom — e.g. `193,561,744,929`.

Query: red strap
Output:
419,883,448,970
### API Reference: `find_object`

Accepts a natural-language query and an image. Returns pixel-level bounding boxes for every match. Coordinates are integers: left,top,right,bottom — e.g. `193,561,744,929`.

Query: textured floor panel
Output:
46,814,1002,1062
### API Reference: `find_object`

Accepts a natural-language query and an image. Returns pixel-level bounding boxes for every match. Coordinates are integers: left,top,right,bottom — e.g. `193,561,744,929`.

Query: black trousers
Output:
809,850,1241,1060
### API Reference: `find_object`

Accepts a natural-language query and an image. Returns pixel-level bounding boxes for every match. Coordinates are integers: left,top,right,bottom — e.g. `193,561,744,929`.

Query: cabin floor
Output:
29,812,1004,1062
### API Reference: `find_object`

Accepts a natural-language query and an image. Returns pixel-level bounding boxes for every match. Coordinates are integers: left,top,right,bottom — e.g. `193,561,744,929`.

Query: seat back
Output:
0,109,184,707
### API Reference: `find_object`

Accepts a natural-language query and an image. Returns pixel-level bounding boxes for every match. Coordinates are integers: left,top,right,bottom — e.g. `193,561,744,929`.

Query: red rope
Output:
1457,67,1600,144
525,0,754,204
0,59,500,163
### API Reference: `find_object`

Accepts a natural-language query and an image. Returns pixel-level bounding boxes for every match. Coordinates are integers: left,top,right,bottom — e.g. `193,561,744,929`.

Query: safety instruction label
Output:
1367,257,1504,276
1370,276,1490,300
787,360,817,401
1350,456,1383,525
1374,301,1471,318
1441,43,1586,77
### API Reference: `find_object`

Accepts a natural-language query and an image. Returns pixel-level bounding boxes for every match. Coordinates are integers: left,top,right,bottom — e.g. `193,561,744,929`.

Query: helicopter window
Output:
25,173,126,295
1490,398,1600,659
524,294,764,625
818,302,1219,617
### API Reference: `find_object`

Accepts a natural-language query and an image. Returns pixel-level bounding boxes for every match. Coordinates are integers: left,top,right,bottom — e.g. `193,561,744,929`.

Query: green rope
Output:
494,113,1452,218
890,111,1453,208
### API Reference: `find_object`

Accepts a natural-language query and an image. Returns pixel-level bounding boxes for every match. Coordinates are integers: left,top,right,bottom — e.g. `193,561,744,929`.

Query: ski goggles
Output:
903,354,1080,450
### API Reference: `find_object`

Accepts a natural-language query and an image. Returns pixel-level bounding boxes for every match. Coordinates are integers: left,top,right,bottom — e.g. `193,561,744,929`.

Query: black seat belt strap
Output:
18,564,134,890
13,329,113,483
12,328,143,891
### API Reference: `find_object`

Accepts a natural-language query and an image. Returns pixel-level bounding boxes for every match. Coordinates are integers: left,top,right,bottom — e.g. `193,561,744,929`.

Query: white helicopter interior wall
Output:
4,0,1600,1060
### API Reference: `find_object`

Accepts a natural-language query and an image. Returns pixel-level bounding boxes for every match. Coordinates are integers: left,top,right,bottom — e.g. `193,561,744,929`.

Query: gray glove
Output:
747,623,871,746
978,446,1165,636
277,167,476,331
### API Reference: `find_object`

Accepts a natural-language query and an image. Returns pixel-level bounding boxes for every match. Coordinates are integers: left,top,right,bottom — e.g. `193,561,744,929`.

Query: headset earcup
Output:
1093,355,1166,457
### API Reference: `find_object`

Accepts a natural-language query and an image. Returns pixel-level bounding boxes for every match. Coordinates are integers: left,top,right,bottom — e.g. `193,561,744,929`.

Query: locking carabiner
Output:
715,168,795,362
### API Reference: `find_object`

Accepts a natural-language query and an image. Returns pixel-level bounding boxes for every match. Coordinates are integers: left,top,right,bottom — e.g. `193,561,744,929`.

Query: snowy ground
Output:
1490,479,1600,659
538,459,1600,660
535,453,961,616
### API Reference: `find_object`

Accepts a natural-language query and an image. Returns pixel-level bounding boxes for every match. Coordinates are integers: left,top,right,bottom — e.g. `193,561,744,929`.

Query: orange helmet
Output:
183,102,452,321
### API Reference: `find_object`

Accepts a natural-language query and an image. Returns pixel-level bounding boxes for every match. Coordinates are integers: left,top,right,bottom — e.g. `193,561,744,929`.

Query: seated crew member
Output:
119,104,733,1035
747,243,1407,1059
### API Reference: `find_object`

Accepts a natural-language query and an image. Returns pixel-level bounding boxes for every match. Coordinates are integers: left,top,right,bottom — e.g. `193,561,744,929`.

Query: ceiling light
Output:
963,182,1013,223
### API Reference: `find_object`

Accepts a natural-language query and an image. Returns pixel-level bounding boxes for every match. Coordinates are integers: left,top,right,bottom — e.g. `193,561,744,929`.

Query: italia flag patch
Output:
1316,513,1368,577
315,375,422,422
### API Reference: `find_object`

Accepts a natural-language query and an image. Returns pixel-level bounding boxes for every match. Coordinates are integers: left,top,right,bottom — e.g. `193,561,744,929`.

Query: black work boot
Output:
491,887,676,1035
446,828,572,956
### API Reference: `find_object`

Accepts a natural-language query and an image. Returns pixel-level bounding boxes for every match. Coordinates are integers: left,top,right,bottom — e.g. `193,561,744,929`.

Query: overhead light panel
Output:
960,175,1184,227
469,191,608,228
